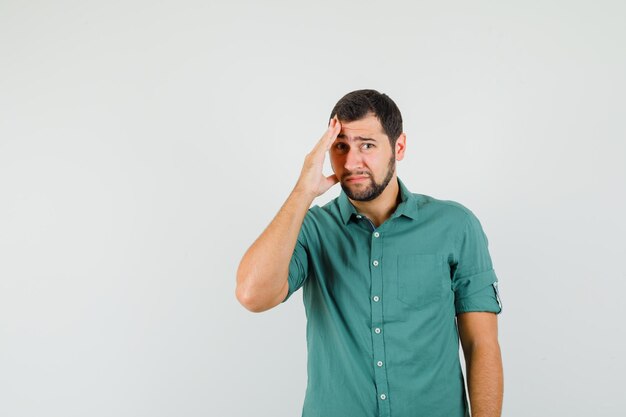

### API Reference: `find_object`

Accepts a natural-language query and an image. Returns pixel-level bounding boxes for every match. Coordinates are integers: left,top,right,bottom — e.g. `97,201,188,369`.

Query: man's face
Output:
330,113,404,202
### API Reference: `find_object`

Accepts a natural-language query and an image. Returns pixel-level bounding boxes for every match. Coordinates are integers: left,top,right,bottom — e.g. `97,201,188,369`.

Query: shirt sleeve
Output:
451,210,503,315
281,225,310,303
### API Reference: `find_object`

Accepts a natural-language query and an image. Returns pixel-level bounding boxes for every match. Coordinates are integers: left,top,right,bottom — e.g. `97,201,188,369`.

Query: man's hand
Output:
294,116,342,198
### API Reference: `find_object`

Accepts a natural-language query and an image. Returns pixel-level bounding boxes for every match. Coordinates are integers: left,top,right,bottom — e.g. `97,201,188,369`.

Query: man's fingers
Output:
326,117,341,150
312,117,341,155
307,117,341,165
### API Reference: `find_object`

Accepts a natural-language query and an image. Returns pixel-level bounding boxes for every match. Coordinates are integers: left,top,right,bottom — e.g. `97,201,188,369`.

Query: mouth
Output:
345,176,369,182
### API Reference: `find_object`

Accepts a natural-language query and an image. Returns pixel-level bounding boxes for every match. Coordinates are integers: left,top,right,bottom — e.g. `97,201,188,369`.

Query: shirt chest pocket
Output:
396,254,448,309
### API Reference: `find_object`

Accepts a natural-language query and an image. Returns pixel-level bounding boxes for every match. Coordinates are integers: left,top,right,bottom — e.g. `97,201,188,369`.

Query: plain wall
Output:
1,1,625,416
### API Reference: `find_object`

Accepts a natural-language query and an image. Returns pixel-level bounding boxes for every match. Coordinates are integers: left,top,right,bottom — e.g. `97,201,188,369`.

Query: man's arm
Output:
457,311,503,417
235,117,341,313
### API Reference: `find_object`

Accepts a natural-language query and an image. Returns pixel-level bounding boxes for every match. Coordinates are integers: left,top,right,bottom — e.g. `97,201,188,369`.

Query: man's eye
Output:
363,143,375,149
335,143,347,150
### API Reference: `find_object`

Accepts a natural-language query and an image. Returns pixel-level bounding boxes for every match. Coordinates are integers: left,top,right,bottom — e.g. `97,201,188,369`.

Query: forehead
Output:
337,113,386,140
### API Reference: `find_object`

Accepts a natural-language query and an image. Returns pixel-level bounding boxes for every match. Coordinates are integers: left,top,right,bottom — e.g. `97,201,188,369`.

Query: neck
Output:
349,174,401,228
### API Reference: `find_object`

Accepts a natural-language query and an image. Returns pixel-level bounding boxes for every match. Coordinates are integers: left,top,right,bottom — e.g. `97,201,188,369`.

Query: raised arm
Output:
235,117,342,313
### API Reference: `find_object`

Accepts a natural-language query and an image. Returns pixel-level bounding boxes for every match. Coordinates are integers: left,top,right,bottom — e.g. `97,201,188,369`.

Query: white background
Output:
1,1,625,416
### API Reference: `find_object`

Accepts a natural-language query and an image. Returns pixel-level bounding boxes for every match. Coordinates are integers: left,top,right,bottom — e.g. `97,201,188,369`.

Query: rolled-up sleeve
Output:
451,210,502,315
281,226,310,303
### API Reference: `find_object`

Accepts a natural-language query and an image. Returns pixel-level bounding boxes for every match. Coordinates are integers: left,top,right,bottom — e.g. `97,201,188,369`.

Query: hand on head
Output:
294,116,342,198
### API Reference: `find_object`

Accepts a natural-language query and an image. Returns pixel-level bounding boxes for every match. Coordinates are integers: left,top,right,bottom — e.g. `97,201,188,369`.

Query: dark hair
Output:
329,89,403,146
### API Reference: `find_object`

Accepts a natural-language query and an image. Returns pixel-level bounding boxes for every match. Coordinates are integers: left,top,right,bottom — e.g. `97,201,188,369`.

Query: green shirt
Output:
282,177,502,417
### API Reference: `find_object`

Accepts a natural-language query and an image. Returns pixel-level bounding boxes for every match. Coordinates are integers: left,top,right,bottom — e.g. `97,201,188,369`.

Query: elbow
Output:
236,286,268,313
236,261,258,312
236,258,287,313
235,272,273,313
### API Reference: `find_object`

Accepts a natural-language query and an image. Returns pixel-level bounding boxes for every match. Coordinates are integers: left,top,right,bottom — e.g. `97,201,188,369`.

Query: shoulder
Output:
415,194,491,246
414,193,478,223
297,197,343,239
307,198,340,220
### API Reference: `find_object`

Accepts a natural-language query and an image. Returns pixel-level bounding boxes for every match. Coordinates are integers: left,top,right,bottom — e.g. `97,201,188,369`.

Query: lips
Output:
346,176,369,182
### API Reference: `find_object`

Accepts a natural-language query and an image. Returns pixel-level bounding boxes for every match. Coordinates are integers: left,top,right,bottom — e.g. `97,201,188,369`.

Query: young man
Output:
236,89,503,417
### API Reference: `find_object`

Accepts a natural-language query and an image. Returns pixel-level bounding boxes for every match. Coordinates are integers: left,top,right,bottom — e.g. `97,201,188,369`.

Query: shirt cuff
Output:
454,271,502,314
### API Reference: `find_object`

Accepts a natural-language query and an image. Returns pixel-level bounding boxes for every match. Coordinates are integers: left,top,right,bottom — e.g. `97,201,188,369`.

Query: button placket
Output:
369,226,390,415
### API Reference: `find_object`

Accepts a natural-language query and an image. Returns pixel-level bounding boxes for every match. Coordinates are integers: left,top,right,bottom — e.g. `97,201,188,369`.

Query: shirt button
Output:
374,232,380,238
372,260,379,267
374,327,381,334
356,214,362,219
380,394,387,400
377,361,383,367
373,296,380,302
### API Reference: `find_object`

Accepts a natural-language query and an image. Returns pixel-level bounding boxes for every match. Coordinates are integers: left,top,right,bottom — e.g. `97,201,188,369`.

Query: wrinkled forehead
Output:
336,114,385,141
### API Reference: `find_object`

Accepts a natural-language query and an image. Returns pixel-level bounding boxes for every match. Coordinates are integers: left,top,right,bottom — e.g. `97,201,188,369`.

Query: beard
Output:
340,154,396,202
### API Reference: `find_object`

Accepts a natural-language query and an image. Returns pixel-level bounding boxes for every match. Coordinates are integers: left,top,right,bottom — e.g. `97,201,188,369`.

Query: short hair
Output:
329,89,403,146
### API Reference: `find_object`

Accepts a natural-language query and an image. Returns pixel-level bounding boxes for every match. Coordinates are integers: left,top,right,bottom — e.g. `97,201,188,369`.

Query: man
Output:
236,89,503,417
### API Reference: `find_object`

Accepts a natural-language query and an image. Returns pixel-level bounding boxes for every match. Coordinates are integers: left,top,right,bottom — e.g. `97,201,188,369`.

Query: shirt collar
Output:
338,176,419,225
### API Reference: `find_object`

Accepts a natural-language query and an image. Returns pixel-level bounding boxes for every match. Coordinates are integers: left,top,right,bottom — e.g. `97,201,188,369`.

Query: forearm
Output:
236,186,315,311
465,342,503,417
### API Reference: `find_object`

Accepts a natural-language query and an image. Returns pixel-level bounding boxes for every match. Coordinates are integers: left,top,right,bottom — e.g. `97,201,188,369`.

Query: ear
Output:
394,133,407,161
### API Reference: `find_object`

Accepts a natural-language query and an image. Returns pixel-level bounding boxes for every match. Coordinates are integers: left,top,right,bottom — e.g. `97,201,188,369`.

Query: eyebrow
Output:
336,134,377,142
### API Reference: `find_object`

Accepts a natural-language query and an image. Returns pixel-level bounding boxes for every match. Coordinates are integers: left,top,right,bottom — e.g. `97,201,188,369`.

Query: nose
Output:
344,147,363,172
